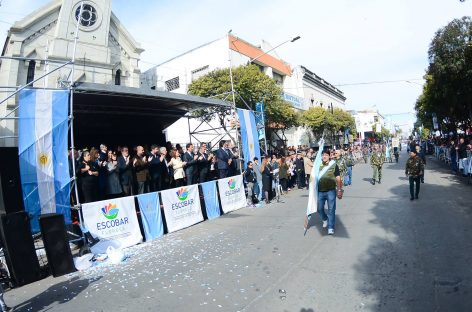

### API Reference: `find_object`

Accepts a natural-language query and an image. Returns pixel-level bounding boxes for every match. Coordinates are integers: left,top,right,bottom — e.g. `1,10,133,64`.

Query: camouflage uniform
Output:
335,156,347,183
405,155,424,200
362,147,369,163
370,152,384,184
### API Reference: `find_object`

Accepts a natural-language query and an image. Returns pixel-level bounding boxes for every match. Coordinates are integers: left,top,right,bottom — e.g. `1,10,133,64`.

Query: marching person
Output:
405,149,424,200
334,149,347,186
317,148,343,235
370,144,385,185
416,145,426,183
345,147,355,186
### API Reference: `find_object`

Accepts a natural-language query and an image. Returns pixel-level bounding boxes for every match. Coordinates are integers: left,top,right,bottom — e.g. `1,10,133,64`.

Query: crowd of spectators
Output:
430,135,472,177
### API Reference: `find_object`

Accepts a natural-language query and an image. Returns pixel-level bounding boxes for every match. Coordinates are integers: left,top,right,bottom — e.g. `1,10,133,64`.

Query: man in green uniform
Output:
317,149,343,235
334,149,347,185
370,144,385,185
405,149,424,200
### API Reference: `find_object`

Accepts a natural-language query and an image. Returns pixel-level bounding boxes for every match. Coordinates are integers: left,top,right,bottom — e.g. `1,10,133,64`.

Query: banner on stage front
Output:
137,192,164,241
201,181,221,220
161,185,203,233
82,196,142,254
218,175,246,213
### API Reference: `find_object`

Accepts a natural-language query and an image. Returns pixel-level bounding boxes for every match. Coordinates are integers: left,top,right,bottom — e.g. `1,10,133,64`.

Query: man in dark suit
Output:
148,144,164,192
197,143,213,183
117,146,134,196
182,143,198,185
216,140,231,178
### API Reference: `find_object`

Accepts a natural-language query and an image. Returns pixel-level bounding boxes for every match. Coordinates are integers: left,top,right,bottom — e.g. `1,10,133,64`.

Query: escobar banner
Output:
161,184,203,233
82,196,142,254
218,175,246,213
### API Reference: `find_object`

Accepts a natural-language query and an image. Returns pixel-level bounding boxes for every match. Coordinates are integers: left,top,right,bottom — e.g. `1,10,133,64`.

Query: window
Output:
26,60,35,84
165,76,180,91
273,72,284,86
115,69,121,85
191,65,209,81
75,4,98,27
374,116,379,122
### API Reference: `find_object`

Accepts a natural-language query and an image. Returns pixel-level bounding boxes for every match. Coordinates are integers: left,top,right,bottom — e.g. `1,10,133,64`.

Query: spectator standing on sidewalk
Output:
304,151,314,190
252,157,263,201
405,149,424,200
457,137,468,176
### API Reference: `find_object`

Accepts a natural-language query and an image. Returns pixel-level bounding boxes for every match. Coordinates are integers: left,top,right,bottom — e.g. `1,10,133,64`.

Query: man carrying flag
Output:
305,140,343,235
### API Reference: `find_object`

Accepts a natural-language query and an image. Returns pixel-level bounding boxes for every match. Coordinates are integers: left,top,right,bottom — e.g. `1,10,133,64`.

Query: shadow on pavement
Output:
353,161,472,311
13,276,101,312
305,215,349,238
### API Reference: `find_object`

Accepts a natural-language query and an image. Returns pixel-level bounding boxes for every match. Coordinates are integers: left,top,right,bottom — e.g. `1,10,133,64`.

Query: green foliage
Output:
188,64,298,129
301,107,357,139
416,17,472,133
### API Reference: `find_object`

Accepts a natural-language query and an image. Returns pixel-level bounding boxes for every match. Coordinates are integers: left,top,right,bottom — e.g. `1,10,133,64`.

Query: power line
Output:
334,78,423,87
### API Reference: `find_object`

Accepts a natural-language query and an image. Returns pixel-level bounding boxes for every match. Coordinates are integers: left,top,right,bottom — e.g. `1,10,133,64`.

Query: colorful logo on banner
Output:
176,188,189,201
101,203,119,220
228,179,236,189
225,178,241,196
172,188,194,210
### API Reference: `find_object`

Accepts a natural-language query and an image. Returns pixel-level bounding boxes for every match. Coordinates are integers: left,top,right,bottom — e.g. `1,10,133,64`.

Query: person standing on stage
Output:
182,143,198,185
197,143,212,183
133,145,150,194
216,140,231,178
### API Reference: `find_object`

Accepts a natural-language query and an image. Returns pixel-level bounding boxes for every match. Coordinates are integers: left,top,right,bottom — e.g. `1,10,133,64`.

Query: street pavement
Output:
6,152,472,312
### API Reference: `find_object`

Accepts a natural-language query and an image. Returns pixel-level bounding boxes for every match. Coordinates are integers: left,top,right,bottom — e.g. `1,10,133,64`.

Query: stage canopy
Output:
72,83,230,148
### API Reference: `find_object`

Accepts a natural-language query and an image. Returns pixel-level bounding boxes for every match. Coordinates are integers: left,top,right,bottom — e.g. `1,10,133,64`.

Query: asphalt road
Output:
6,153,472,312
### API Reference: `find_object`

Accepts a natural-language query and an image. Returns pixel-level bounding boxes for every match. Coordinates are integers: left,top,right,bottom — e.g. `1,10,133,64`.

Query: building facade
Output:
349,107,386,142
0,0,143,147
142,34,346,147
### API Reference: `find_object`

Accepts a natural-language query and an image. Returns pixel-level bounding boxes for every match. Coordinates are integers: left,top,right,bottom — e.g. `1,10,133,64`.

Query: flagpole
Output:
69,1,85,208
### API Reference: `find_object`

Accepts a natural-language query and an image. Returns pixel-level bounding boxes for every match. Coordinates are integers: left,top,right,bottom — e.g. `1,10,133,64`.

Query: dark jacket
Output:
148,153,163,180
134,156,149,183
216,148,230,170
117,155,134,186
182,151,198,177
244,168,256,183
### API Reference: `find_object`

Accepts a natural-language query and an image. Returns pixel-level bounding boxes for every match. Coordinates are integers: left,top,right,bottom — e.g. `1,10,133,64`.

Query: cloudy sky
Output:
0,0,469,126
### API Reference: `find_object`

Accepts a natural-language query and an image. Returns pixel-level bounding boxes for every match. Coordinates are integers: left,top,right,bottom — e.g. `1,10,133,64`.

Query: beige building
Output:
0,0,143,147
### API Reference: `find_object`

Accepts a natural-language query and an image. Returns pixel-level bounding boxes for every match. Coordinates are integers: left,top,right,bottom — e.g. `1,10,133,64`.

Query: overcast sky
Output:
0,0,470,126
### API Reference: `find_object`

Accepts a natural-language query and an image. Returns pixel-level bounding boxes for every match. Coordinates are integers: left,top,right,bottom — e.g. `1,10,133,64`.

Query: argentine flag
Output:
306,138,325,216
237,108,261,163
18,89,71,233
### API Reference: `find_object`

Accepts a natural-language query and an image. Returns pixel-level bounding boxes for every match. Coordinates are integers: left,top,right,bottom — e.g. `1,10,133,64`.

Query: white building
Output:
349,107,386,141
142,34,346,147
0,0,143,147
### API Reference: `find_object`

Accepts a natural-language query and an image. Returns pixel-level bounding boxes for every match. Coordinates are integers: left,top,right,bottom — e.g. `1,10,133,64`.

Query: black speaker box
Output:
0,211,41,286
0,147,24,215
39,213,76,277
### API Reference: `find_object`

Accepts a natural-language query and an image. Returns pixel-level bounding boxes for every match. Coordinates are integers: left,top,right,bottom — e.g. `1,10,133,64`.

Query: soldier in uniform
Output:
370,144,385,185
405,149,424,200
334,149,347,186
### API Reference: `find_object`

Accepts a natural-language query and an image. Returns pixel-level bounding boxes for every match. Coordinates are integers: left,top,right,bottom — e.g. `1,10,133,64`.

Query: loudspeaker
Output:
39,213,76,277
0,147,24,215
0,211,41,286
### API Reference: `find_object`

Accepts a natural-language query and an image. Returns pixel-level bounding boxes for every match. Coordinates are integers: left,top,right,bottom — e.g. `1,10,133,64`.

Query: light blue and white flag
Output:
201,181,221,220
237,108,261,163
306,139,325,216
18,89,71,233
137,192,163,241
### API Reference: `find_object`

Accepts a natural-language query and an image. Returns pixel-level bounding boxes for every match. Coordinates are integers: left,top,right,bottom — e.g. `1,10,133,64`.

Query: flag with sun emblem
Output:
18,89,71,233
237,108,261,163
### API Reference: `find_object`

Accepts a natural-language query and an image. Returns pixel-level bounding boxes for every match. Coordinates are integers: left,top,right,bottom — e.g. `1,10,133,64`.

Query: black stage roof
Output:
72,83,230,148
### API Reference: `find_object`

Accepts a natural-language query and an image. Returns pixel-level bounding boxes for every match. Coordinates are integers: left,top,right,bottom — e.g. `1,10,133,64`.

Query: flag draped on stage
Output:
237,108,261,163
306,139,325,216
18,89,71,233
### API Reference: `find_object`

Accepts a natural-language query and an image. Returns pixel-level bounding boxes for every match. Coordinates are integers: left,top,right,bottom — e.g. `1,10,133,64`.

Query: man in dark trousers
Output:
216,140,231,178
182,143,198,185
197,143,212,183
405,149,424,200
295,152,305,189
117,146,134,196
148,144,165,192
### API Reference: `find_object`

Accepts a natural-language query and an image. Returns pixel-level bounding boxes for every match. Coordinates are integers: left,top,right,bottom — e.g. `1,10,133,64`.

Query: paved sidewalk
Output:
5,153,472,311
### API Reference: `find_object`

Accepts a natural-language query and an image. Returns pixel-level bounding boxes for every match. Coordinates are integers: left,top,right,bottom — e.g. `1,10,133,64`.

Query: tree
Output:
188,64,299,145
416,17,472,133
301,107,357,143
